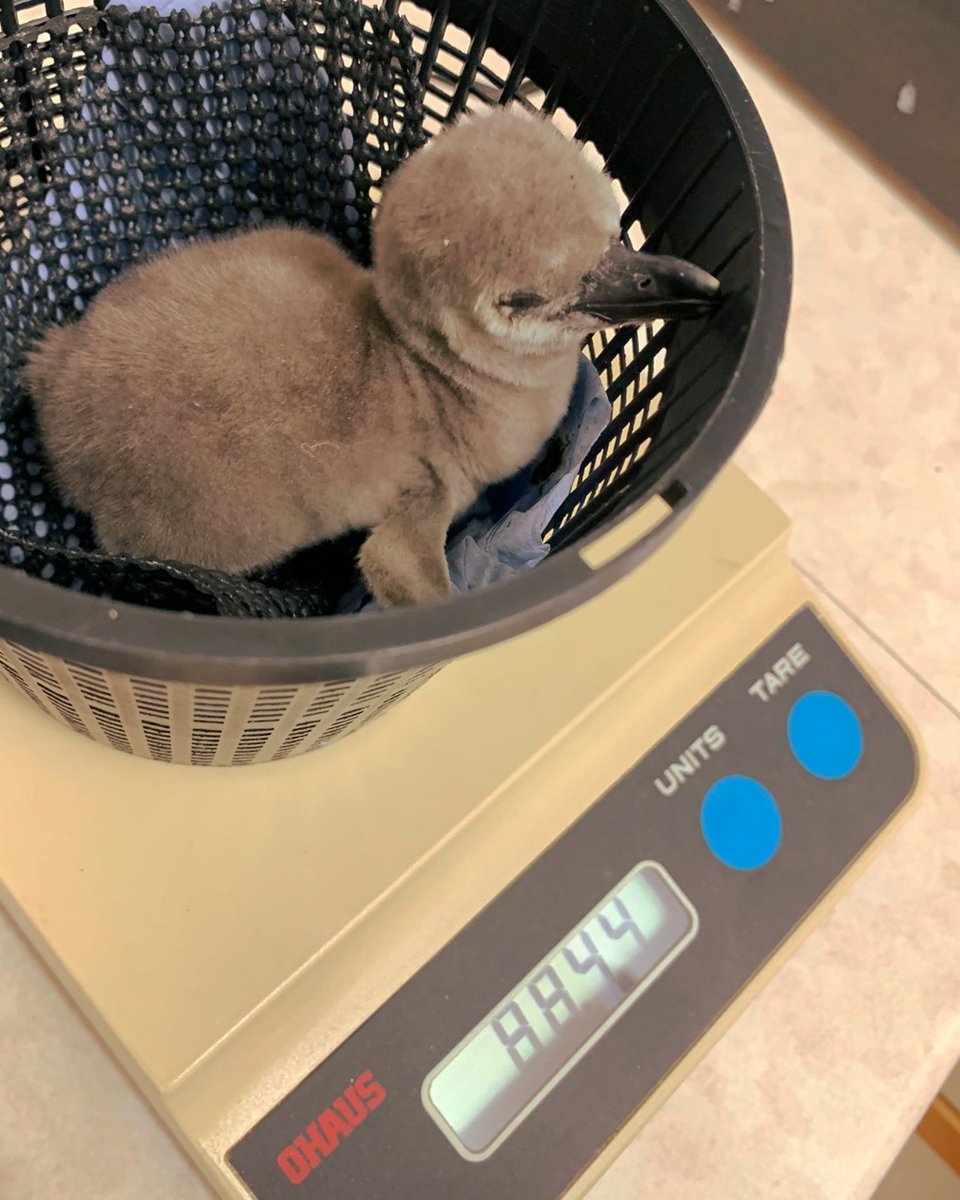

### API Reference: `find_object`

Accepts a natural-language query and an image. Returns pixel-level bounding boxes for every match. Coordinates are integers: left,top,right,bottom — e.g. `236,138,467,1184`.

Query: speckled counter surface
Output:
1,38,959,1200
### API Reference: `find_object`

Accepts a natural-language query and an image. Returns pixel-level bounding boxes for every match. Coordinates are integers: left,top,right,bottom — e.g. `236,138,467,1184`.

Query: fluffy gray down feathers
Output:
25,106,623,607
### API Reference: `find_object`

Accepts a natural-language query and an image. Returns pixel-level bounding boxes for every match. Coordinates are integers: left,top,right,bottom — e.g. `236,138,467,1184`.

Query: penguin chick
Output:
25,105,718,608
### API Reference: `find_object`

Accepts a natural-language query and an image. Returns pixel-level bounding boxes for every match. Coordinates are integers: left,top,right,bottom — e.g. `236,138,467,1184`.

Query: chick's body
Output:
26,106,714,607
31,221,574,601
38,229,380,565
36,229,427,568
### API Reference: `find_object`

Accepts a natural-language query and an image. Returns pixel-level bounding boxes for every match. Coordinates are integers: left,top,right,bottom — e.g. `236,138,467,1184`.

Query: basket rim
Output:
0,0,792,685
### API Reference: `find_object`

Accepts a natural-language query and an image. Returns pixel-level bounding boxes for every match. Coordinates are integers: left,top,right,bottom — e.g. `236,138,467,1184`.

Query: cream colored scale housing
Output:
0,467,923,1199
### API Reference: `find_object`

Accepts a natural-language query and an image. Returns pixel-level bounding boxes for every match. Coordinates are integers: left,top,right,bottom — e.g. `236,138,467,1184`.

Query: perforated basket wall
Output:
0,0,424,619
0,0,791,764
0,634,441,761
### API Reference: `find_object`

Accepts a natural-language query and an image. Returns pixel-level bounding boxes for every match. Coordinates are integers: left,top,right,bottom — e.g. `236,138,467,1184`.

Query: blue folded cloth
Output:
336,356,610,612
446,356,609,593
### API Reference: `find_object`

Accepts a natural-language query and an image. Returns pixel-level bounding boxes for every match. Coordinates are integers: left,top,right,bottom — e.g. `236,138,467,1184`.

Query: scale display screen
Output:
423,862,698,1160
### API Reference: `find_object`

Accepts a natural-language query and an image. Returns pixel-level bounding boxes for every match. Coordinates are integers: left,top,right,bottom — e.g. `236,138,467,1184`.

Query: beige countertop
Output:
1,34,959,1200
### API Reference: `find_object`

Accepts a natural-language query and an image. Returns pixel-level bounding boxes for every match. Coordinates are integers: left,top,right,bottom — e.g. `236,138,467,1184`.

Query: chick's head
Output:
372,106,718,362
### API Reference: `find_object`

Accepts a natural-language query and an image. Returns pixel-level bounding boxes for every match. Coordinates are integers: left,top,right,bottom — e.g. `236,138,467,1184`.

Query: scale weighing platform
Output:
0,466,922,1199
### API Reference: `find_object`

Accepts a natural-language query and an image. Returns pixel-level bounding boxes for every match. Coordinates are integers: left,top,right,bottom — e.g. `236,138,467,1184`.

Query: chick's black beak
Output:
573,244,720,324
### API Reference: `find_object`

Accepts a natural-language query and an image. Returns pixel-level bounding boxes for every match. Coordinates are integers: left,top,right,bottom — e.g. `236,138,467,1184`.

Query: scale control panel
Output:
227,606,919,1200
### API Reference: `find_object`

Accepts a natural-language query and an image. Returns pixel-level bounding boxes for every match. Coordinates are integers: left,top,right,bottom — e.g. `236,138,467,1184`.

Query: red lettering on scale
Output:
275,1070,387,1186
293,1121,333,1167
277,1146,310,1186
355,1069,387,1111
332,1086,366,1128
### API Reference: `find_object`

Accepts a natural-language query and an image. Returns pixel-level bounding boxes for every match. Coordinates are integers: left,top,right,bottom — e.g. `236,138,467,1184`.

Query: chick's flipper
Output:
358,466,456,608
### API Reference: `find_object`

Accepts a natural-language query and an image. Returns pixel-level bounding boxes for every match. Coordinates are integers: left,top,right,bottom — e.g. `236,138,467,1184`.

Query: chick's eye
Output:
498,291,545,312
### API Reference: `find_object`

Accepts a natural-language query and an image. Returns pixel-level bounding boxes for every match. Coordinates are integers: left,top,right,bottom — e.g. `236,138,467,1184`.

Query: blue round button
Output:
788,690,863,780
700,776,782,871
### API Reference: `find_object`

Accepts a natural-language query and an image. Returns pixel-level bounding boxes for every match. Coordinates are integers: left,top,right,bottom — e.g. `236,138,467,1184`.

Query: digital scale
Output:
0,466,923,1199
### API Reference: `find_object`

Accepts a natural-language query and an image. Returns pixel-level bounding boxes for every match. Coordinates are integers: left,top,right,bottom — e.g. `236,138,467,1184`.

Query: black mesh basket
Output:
0,0,791,764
